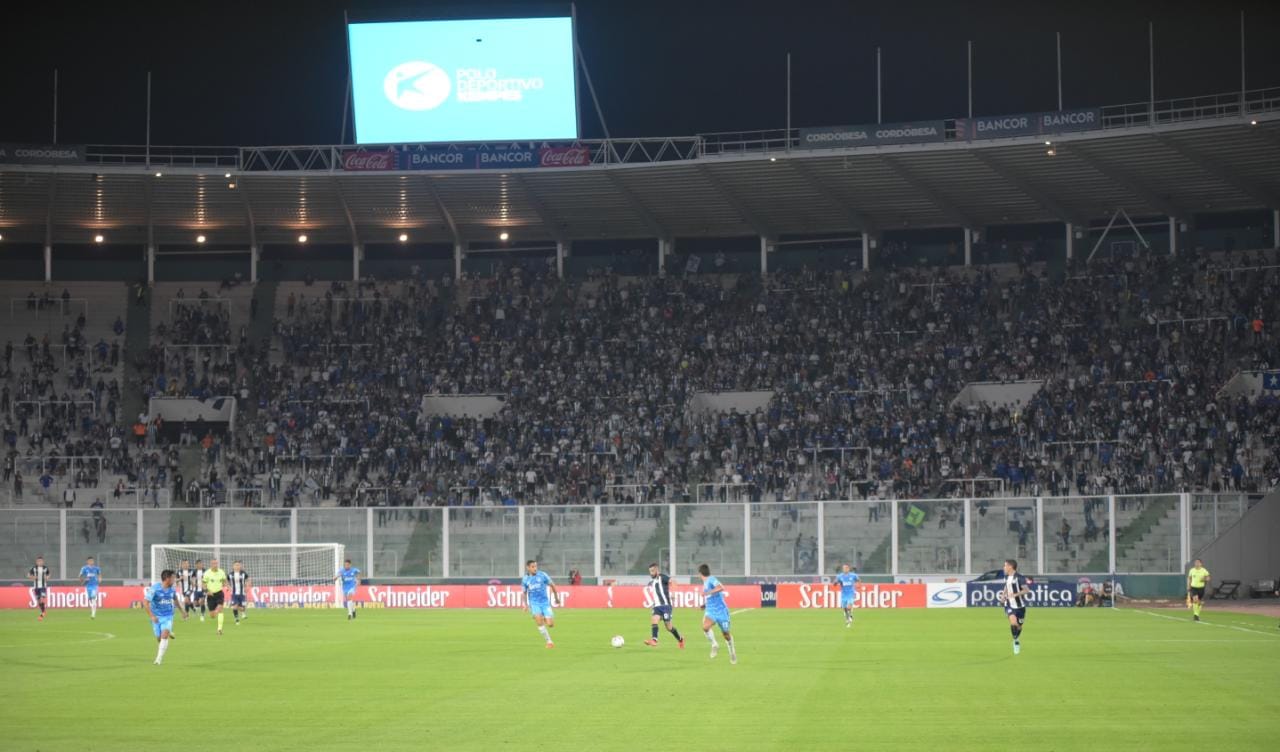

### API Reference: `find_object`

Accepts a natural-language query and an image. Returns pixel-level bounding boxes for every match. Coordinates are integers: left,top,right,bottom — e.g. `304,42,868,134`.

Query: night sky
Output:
4,0,1279,146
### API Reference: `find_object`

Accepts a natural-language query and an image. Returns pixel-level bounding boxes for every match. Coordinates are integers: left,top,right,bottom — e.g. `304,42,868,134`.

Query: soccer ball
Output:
610,635,625,648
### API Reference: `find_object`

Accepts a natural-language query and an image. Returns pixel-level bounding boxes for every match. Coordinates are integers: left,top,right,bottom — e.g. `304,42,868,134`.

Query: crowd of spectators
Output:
203,248,1279,511
3,249,1275,517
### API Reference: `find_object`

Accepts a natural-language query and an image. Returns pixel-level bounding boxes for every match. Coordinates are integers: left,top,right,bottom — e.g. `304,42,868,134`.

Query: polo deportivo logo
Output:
931,587,962,604
384,61,451,111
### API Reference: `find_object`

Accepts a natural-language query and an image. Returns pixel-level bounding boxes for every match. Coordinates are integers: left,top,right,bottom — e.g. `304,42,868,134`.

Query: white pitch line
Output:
1129,608,1280,638
0,630,116,649
729,608,755,616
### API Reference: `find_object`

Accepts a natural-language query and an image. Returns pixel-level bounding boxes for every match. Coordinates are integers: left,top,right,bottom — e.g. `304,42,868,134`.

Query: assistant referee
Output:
1187,558,1211,622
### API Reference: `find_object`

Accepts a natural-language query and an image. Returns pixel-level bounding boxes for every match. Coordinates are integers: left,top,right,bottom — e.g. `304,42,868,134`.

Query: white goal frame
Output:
150,543,345,606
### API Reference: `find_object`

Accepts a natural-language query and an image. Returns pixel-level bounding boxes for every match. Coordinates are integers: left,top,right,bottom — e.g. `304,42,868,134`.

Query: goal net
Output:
151,544,345,607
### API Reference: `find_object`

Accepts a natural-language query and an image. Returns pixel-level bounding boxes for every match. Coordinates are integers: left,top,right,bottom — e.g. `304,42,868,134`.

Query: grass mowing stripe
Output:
4,608,1279,751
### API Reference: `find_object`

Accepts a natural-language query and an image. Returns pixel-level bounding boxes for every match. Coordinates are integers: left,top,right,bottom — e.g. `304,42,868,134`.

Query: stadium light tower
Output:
196,235,206,244
398,233,408,243
93,234,104,244
297,234,308,243
499,232,510,242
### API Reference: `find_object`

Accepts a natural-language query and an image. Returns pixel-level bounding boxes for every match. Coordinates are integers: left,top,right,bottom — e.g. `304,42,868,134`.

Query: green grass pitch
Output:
3,606,1278,751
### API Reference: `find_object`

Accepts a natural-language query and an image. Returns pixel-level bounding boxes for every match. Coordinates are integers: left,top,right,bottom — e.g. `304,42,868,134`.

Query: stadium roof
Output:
1,89,1278,247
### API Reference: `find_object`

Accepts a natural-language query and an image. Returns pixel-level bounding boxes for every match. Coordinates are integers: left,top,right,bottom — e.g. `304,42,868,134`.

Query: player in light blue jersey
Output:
79,557,102,619
698,563,736,664
335,559,360,620
522,559,558,648
145,569,187,665
835,564,860,628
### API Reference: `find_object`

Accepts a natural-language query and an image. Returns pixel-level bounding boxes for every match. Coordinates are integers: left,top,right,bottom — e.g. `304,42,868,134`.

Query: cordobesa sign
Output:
798,120,946,149
0,143,85,164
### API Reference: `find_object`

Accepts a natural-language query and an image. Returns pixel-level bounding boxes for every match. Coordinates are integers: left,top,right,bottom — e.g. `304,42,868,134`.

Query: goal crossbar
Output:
151,543,345,606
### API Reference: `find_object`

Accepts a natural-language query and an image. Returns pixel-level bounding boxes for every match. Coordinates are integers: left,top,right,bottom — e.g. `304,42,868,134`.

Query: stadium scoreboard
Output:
347,16,579,145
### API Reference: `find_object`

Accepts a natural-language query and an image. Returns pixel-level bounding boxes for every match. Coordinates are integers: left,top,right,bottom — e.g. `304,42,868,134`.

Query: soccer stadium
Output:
2,2,1279,749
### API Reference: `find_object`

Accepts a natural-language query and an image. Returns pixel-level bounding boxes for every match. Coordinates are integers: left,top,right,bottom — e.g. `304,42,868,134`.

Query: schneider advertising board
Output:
799,120,945,149
1,581,1084,609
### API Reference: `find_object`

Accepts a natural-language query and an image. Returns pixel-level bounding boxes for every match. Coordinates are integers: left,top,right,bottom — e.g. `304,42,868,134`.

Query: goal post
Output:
151,543,345,607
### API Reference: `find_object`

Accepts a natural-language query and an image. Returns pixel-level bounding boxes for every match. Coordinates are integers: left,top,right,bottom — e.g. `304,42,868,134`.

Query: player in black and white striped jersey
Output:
644,563,685,649
177,560,198,618
228,561,251,626
998,559,1033,655
28,556,51,621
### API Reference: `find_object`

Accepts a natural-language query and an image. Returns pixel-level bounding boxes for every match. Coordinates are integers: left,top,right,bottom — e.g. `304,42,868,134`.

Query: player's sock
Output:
156,638,168,663
234,609,240,623
537,625,552,644
726,637,736,658
670,627,683,642
1193,603,1201,618
217,612,224,630
704,629,717,647
90,600,97,618
348,601,355,618
651,624,659,640
39,602,46,615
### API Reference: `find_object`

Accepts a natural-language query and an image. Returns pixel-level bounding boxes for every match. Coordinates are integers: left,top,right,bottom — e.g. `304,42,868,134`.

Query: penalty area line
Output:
0,630,116,649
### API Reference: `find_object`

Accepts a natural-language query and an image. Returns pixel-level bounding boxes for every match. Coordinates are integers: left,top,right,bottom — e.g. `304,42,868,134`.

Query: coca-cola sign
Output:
342,148,398,171
538,146,591,168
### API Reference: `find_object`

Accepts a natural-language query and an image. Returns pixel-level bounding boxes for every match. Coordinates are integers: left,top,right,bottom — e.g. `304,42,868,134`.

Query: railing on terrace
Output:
0,493,1244,581
698,86,1280,157
60,85,1280,171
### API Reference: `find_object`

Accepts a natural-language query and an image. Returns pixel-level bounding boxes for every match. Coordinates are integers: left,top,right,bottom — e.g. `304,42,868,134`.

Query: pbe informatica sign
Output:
348,17,579,144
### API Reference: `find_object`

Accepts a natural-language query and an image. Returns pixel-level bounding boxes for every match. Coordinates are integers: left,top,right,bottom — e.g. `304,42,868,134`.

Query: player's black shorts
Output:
32,587,47,600
231,594,246,607
1189,587,1206,599
1004,606,1026,624
206,592,225,611
652,605,673,622
193,589,205,602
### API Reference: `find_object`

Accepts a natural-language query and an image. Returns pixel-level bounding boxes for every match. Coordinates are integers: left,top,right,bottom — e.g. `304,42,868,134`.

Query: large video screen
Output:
348,17,578,144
